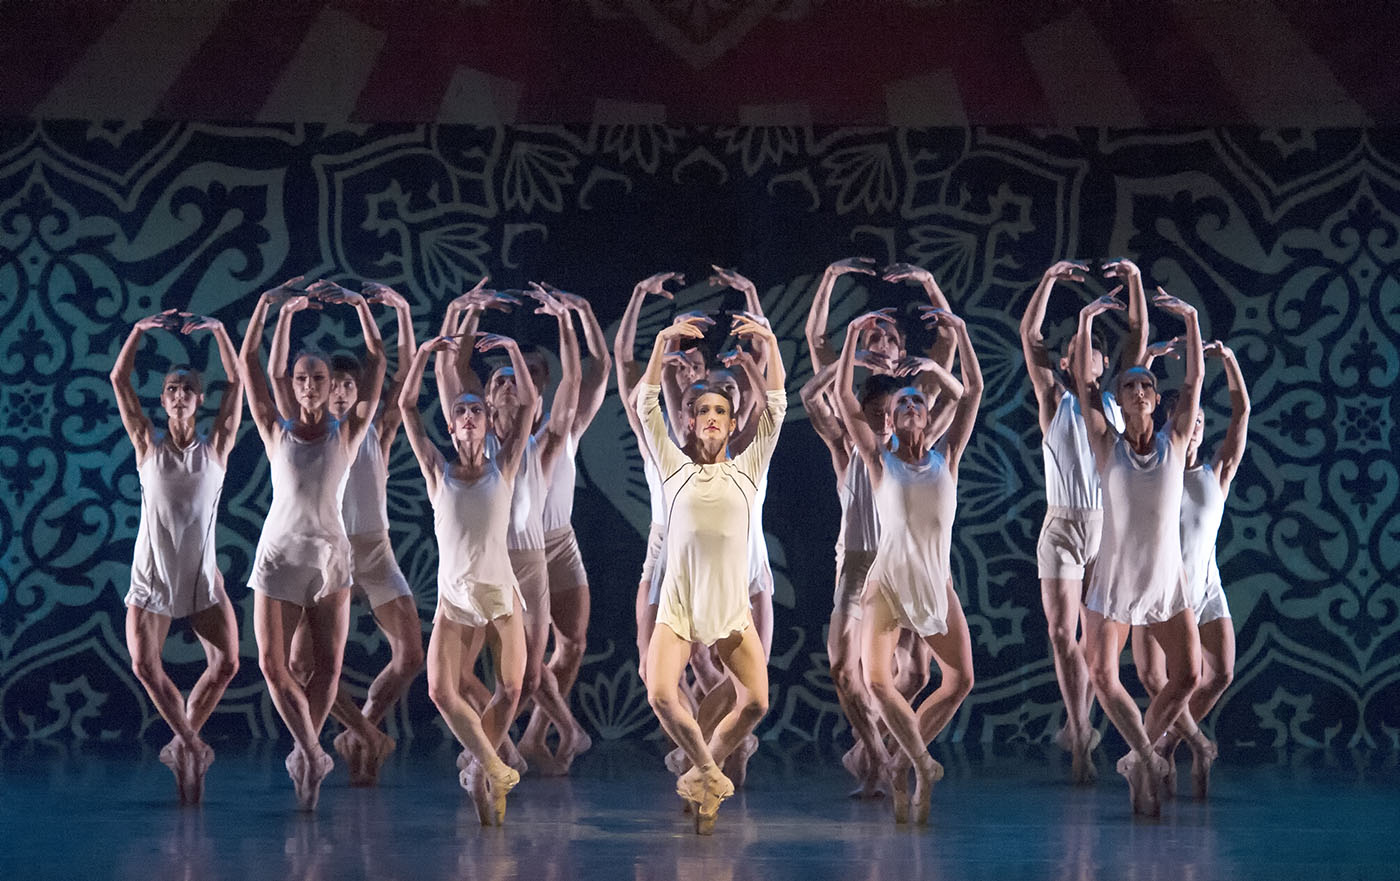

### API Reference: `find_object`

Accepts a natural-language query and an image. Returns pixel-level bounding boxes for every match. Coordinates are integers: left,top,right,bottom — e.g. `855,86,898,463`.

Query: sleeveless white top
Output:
1043,389,1123,511
486,431,546,551
433,459,520,621
867,445,957,636
541,427,578,533
129,433,224,617
1085,430,1189,625
1180,462,1226,612
252,419,353,573
341,423,388,536
835,447,879,555
639,383,786,645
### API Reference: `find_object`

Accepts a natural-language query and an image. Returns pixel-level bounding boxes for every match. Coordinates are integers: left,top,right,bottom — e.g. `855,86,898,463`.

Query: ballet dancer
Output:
637,311,787,834
239,277,385,811
278,281,423,786
1132,338,1250,799
399,331,532,825
111,310,242,804
1073,285,1206,818
834,306,981,825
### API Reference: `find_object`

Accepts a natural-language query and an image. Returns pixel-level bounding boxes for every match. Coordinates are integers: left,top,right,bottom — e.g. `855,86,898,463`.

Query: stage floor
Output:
2,739,1396,881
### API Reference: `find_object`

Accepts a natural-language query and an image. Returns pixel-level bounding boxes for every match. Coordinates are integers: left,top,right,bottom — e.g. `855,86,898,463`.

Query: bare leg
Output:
635,581,657,685
893,629,932,702
516,564,585,775
427,609,520,826
521,583,592,768
1145,611,1208,799
127,606,201,803
1186,617,1233,799
181,587,240,803
338,596,423,784
1082,609,1163,817
646,624,733,835
908,582,974,823
829,606,883,797
253,592,337,811
860,589,940,825
1130,626,1175,796
1042,576,1094,783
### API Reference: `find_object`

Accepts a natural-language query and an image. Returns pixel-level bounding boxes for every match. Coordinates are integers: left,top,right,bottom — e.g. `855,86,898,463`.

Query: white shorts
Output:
748,559,773,598
125,572,222,619
249,535,352,607
1036,507,1104,580
349,531,412,608
833,549,876,618
509,549,550,616
1194,576,1231,625
544,527,588,594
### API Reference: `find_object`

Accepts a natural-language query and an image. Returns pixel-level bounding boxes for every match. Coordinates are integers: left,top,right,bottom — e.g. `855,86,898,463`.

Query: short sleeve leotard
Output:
126,432,225,618
637,383,786,645
866,445,957,637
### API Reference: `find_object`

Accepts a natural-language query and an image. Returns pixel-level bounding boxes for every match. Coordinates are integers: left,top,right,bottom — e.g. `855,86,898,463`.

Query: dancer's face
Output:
328,372,357,420
486,367,520,410
292,356,330,412
679,348,707,386
890,386,929,434
1186,408,1205,459
1116,368,1159,418
862,393,892,439
691,393,736,444
450,393,488,443
1060,337,1108,380
863,325,903,365
160,371,203,421
706,369,742,412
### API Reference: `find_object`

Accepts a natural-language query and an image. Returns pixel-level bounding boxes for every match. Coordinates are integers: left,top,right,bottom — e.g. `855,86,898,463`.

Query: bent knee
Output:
1206,667,1234,694
131,657,163,687
211,655,239,684
945,669,974,701
395,640,426,674
1047,626,1080,655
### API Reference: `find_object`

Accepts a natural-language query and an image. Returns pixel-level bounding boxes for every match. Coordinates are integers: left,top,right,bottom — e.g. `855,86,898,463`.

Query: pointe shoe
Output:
1070,735,1098,786
1191,739,1218,801
882,759,911,824
912,758,944,826
184,740,214,805
160,739,186,803
334,730,364,782
460,762,493,826
487,765,521,825
694,769,735,836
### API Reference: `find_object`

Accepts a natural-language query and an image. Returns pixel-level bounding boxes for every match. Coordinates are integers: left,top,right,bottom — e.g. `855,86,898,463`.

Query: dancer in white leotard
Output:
1020,258,1143,783
518,283,611,771
111,311,242,804
1132,339,1250,800
436,281,588,775
399,331,533,826
240,277,385,811
1074,285,1208,818
278,282,422,787
835,307,982,826
639,311,787,834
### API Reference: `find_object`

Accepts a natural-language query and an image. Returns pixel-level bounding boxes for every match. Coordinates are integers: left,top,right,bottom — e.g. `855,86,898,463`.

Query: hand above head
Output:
1044,260,1090,282
281,293,321,315
362,281,408,309
259,275,307,304
672,309,717,330
136,309,182,332
851,308,899,334
854,349,893,373
1102,257,1142,283
535,282,589,312
881,262,934,285
662,349,695,372
420,335,461,356
1081,286,1126,319
709,265,756,293
827,257,877,277
525,282,569,317
918,305,966,331
635,271,684,299
729,310,774,341
1145,336,1182,361
474,332,516,354
719,347,757,370
1152,286,1196,318
892,355,936,378
659,313,711,343
306,279,365,306
1203,339,1232,359
180,314,222,334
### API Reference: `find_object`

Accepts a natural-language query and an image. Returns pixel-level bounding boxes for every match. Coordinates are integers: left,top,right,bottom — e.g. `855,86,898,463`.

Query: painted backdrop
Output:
1,122,1397,752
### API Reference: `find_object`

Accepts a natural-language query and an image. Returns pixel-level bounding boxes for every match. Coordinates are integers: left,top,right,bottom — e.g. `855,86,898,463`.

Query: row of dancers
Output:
110,258,1247,831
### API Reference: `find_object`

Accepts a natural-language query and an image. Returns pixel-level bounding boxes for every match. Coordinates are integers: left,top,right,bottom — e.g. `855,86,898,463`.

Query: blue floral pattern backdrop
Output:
1,122,1396,751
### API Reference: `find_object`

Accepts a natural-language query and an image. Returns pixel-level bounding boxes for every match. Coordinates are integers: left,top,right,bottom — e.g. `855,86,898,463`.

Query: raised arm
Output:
1073,292,1126,463
398,336,452,499
1020,261,1087,434
613,271,681,401
547,287,611,435
711,267,770,372
435,279,513,421
885,262,955,368
805,257,876,372
110,313,173,463
239,277,305,442
923,309,982,472
308,280,386,450
1206,341,1250,492
1105,258,1148,372
526,284,581,473
361,282,416,459
268,292,317,419
181,314,244,463
1155,287,1203,451
834,312,893,482
477,333,539,484
799,358,852,476
719,344,767,455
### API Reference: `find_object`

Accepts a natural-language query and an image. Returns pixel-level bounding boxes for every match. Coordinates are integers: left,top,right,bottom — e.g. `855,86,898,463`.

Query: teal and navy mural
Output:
1,122,1397,751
